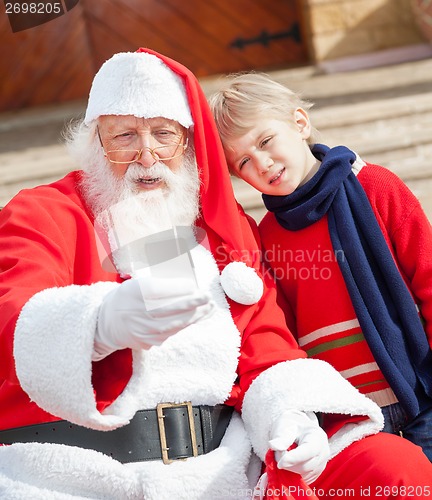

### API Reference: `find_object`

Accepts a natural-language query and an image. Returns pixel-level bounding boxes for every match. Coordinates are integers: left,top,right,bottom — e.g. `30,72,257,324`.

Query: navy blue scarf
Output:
263,144,432,418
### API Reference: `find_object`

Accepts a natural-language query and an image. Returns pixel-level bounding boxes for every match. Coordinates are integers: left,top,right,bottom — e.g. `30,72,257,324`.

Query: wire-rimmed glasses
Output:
97,128,188,164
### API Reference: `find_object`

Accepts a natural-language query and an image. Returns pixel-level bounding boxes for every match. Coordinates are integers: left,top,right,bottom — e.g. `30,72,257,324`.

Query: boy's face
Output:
224,111,320,196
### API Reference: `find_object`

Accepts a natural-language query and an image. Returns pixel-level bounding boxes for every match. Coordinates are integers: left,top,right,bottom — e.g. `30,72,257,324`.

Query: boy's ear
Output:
294,108,312,139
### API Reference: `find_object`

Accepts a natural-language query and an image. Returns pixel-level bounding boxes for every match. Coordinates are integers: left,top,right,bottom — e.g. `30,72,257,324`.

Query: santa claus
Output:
0,48,430,499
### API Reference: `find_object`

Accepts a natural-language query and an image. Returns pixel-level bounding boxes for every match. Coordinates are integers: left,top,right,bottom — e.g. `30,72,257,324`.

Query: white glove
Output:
93,276,215,360
269,409,330,484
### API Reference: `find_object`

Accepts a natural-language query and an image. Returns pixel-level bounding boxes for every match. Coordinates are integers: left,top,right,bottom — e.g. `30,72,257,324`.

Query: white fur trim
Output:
242,358,384,461
14,281,124,429
13,246,241,429
0,414,256,499
84,52,193,128
220,262,264,305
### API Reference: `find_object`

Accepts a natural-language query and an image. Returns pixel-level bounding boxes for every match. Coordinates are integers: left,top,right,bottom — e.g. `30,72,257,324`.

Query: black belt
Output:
0,402,233,464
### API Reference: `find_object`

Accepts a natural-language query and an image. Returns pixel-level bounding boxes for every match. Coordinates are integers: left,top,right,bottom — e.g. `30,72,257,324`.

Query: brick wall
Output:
299,0,426,62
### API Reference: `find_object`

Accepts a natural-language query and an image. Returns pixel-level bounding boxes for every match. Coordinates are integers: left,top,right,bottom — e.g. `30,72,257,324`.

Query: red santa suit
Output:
0,49,409,499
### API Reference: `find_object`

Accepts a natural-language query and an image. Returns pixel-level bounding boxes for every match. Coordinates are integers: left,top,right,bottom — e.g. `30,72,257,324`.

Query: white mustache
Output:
125,162,169,182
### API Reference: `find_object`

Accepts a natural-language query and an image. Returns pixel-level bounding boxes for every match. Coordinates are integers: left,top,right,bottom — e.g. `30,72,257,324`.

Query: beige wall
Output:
299,0,426,62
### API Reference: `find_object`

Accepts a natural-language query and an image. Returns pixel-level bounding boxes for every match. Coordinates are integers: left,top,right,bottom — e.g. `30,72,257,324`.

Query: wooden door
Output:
83,0,307,77
0,2,94,111
0,0,307,112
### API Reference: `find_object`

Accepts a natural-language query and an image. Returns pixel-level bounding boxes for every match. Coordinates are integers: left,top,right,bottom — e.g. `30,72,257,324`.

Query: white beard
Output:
80,148,201,276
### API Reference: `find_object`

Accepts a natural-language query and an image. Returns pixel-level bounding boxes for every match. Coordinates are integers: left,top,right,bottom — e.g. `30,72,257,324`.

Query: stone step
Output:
200,58,432,106
0,175,66,207
311,92,432,129
320,113,432,168
0,145,73,185
273,58,432,106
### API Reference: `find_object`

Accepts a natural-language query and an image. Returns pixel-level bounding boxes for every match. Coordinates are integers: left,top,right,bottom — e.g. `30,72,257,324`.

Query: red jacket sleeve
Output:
0,177,126,429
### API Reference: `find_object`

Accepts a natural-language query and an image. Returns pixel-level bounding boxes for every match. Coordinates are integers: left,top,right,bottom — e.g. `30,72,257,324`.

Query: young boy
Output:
209,73,432,461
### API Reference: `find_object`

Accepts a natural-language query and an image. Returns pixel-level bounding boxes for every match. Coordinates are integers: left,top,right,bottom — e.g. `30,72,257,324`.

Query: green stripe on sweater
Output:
355,379,387,389
307,333,364,357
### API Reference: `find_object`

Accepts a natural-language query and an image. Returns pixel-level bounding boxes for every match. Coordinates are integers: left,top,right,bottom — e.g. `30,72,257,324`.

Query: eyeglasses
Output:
97,127,188,165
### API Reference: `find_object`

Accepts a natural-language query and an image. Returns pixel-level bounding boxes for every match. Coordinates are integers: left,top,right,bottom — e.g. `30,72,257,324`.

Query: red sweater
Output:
259,163,432,407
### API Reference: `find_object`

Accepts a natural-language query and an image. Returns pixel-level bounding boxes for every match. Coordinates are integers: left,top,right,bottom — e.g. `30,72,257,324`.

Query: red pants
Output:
265,433,432,499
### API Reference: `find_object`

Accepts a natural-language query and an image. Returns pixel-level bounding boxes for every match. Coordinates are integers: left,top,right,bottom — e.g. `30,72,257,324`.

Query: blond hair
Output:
209,72,318,149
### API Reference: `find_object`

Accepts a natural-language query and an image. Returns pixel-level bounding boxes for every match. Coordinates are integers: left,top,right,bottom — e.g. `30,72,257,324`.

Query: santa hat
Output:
86,48,263,305
84,52,193,128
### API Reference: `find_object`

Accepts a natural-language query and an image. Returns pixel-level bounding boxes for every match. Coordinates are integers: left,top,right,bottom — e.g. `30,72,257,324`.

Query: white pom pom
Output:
220,262,264,305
